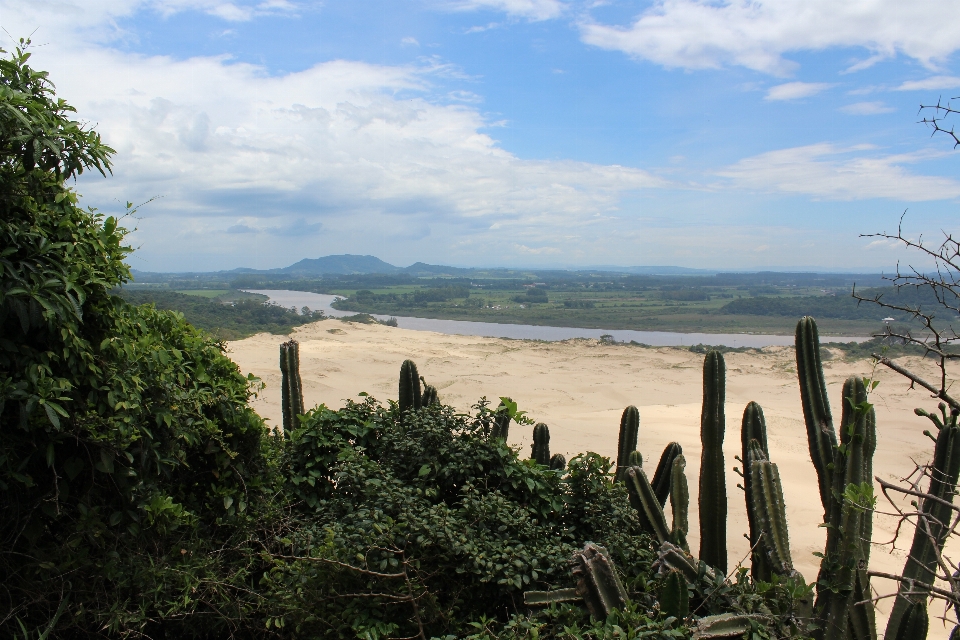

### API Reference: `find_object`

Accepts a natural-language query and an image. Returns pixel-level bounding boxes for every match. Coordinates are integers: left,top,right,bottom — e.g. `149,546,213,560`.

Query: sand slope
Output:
228,319,957,637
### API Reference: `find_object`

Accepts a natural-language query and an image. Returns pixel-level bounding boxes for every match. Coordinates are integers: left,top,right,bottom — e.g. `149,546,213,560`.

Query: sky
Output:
5,1,960,272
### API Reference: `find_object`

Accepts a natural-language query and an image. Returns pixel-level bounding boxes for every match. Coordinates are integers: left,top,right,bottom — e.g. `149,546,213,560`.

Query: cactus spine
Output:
652,442,683,506
625,466,671,544
670,454,689,551
398,359,422,413
280,339,304,434
549,453,566,471
616,405,640,481
741,402,770,579
660,569,689,619
532,423,551,466
884,407,960,638
796,317,838,517
699,350,728,572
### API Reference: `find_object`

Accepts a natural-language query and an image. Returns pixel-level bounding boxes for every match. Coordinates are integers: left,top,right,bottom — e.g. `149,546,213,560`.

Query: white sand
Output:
228,319,958,637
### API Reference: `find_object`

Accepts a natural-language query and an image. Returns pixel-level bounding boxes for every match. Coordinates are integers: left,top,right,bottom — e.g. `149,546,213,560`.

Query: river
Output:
244,289,867,348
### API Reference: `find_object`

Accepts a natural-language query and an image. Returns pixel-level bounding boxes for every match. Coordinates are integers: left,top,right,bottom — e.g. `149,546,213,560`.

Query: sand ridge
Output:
228,318,956,637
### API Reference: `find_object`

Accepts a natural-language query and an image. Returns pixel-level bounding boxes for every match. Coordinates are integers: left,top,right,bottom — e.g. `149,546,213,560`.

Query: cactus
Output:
748,443,795,581
796,317,838,517
670,454,689,551
815,376,873,640
422,383,439,407
884,408,960,638
569,543,628,618
549,453,566,471
625,466,671,544
398,359,422,413
532,423,551,466
616,405,640,481
740,402,770,579
652,442,683,505
491,397,512,441
523,588,580,606
628,450,643,467
279,339,304,434
890,600,928,640
692,614,756,639
660,569,689,619
699,350,728,572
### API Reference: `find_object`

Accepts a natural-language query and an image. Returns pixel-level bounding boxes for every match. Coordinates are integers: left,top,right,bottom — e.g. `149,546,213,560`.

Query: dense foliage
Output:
119,289,327,340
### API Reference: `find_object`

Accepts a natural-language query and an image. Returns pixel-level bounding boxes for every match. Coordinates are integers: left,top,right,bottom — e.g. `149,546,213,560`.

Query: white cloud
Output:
401,36,420,46
765,82,834,101
581,1,960,76
717,143,960,201
840,101,894,115
447,0,565,21
896,75,960,91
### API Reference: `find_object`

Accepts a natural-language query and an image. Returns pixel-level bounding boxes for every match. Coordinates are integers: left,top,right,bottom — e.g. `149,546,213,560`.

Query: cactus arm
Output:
741,403,770,580
699,350,728,573
616,406,640,481
890,600,929,640
398,359,422,413
670,454,690,552
628,450,643,468
749,456,794,579
692,614,756,639
652,442,683,505
531,423,551,466
491,399,511,441
796,317,838,516
522,588,580,606
885,410,960,638
422,384,439,406
549,453,566,471
570,543,628,618
659,569,689,619
625,467,671,544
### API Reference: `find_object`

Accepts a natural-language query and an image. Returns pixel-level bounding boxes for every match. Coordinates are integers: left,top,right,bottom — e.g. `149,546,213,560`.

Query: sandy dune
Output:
228,319,957,637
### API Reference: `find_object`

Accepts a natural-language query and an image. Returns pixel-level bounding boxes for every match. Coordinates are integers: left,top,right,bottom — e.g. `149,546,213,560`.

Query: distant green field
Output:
175,289,231,298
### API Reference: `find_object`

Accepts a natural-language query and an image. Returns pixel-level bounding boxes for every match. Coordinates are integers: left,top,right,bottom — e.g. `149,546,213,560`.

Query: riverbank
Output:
227,318,957,637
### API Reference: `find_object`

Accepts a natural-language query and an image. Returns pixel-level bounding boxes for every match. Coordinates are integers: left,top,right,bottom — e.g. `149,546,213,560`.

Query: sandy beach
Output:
228,318,957,637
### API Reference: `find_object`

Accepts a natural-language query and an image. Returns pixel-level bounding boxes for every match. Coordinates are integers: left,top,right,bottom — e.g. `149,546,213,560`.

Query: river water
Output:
244,289,867,348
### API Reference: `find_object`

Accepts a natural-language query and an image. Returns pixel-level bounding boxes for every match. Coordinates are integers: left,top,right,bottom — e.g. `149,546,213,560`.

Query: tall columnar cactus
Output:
491,399,511,441
532,423,551,466
652,442,683,506
670,454,689,551
279,339,304,434
747,441,795,581
625,466,671,544
815,376,873,640
660,569,689,619
616,405,640,481
796,317,838,517
890,601,929,640
398,359,422,413
741,403,770,579
699,350,728,572
569,543,629,618
628,450,643,467
884,408,960,638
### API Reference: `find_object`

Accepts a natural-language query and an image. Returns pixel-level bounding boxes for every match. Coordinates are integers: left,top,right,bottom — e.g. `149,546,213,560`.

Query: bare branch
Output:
873,355,960,411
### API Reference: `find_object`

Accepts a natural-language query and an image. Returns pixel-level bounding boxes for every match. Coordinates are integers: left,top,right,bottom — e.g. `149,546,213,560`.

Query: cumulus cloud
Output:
716,144,960,201
580,1,960,76
765,82,834,101
839,101,895,115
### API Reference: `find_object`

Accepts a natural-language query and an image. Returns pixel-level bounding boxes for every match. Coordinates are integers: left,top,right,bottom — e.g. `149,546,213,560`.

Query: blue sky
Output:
6,1,960,272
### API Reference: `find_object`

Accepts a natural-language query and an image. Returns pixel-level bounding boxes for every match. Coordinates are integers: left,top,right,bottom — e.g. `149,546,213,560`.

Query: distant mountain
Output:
401,262,476,277
585,265,718,275
280,254,400,275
